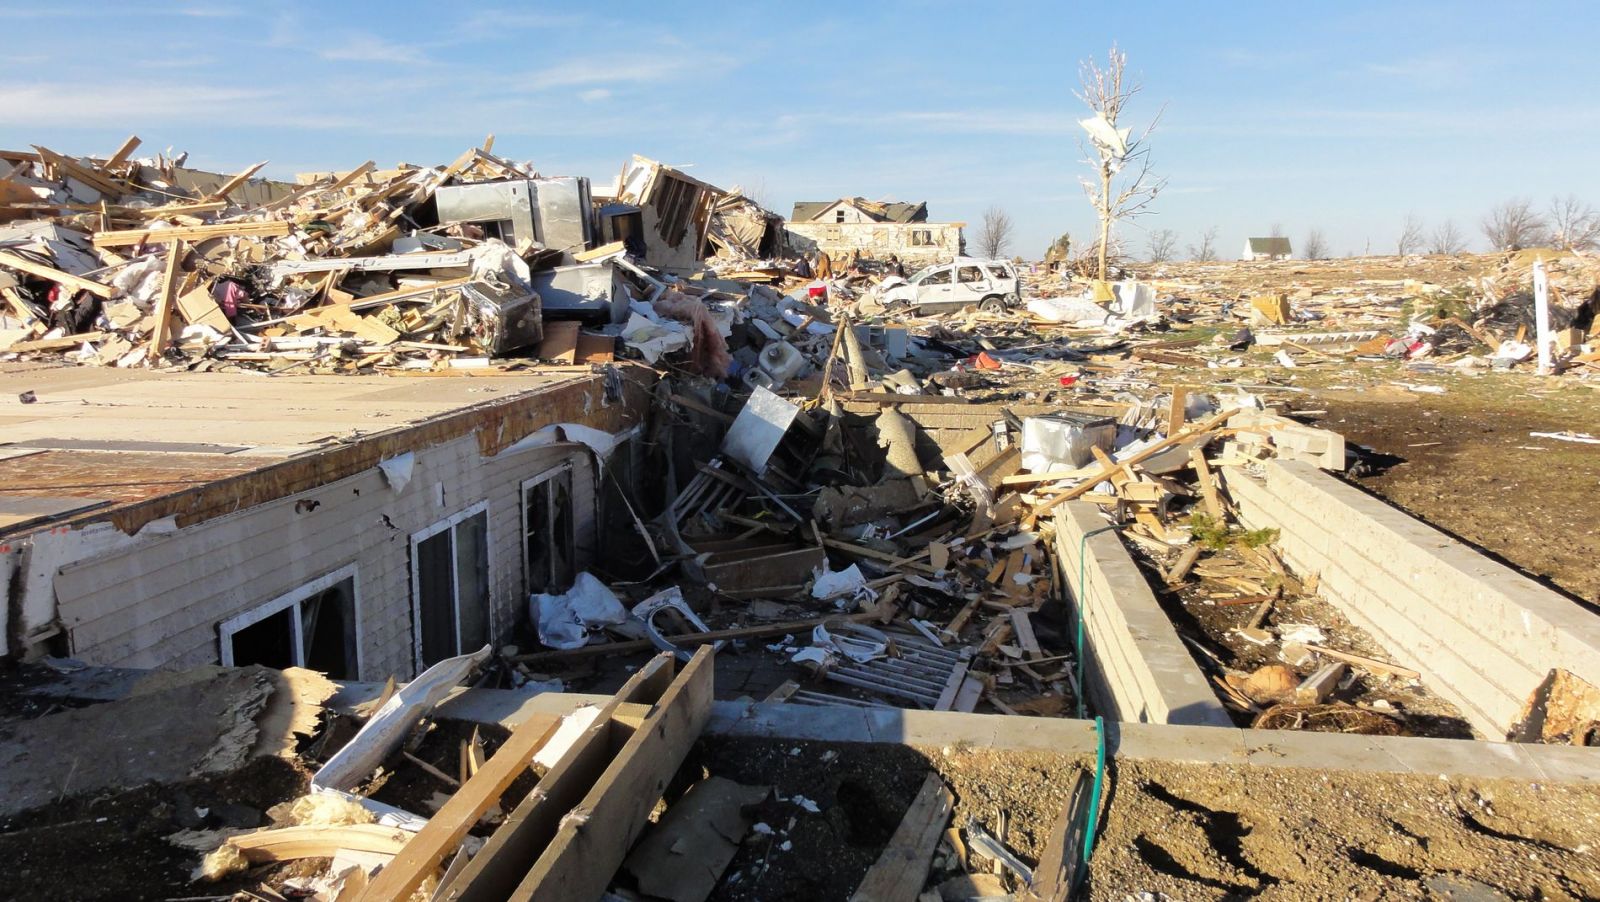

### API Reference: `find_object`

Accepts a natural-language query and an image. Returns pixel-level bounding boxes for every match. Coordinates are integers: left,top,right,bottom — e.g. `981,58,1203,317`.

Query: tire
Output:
979,296,1007,313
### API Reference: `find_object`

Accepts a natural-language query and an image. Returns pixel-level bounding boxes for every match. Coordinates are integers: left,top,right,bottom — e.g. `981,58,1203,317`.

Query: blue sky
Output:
4,1,1598,259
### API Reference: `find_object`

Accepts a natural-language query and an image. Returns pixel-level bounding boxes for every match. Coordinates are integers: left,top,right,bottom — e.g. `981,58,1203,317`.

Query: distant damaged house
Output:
784,197,963,264
1242,236,1293,261
704,191,788,261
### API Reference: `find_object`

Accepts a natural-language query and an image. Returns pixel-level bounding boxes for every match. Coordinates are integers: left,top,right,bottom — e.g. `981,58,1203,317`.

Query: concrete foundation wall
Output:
1225,459,1600,738
50,438,600,680
1053,502,1233,727
784,221,963,265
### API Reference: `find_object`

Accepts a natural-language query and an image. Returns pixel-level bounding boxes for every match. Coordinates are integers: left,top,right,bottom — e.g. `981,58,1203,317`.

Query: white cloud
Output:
319,34,428,65
579,88,612,102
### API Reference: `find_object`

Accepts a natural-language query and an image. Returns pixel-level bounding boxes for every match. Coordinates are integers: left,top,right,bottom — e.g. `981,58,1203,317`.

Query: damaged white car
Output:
878,258,1022,314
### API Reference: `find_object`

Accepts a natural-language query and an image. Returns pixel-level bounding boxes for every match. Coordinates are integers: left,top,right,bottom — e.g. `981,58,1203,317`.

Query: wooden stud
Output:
0,250,116,298
146,240,185,361
849,774,954,902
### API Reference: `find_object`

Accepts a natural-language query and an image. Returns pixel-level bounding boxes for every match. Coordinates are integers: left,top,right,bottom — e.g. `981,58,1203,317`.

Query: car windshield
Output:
907,265,938,284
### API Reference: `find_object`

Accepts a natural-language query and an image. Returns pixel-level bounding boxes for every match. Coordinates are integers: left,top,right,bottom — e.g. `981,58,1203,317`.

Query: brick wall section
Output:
1053,502,1234,727
1224,459,1600,738
52,438,596,681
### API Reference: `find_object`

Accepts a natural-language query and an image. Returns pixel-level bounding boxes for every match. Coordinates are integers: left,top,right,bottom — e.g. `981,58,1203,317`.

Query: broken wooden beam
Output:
0,250,115,298
849,773,954,902
92,219,291,247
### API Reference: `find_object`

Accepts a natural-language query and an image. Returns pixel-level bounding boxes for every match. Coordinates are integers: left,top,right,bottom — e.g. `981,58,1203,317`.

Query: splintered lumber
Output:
5,331,110,352
849,773,954,902
1305,645,1420,680
821,536,940,575
92,219,291,247
227,824,412,863
1165,544,1203,584
0,250,115,298
1024,408,1239,526
1168,385,1189,433
574,240,625,262
489,647,715,902
1027,771,1093,901
1189,449,1225,521
104,134,141,169
353,709,565,901
206,160,269,200
443,654,679,901
32,145,126,197
146,240,185,361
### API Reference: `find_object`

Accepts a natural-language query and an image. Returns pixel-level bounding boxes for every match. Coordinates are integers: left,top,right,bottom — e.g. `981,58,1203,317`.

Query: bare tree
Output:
1187,225,1219,261
1303,228,1329,260
1482,198,1550,251
1075,44,1165,281
1146,228,1178,263
1268,222,1285,238
1548,194,1599,251
1427,220,1468,255
1397,212,1425,255
975,206,1015,259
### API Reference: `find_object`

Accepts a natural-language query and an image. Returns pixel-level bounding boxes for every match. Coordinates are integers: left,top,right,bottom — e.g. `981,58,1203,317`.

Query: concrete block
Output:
1054,503,1232,727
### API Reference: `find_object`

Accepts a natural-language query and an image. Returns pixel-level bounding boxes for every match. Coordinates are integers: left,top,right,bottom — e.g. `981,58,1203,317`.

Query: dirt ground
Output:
1145,545,1475,738
1296,370,1600,606
694,737,1600,900
0,755,310,902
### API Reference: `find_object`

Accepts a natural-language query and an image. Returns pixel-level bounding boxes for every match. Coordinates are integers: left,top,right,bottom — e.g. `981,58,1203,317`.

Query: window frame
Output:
409,502,493,673
218,563,363,677
521,463,577,597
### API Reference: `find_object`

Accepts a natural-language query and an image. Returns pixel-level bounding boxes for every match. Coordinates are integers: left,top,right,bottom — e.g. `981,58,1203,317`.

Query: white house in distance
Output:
1242,236,1293,260
784,197,964,265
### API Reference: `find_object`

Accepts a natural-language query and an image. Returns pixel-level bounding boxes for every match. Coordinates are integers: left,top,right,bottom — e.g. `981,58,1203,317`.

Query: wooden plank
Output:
1024,407,1238,527
103,134,141,170
228,823,412,863
820,537,940,575
92,220,291,247
32,145,126,196
1167,385,1189,433
849,773,954,902
146,240,184,361
574,240,625,262
504,646,716,901
536,320,580,363
205,160,270,201
354,710,566,902
1304,645,1420,680
0,250,115,298
1189,448,1225,521
1010,609,1042,658
1027,771,1092,901
575,331,614,363
444,655,677,901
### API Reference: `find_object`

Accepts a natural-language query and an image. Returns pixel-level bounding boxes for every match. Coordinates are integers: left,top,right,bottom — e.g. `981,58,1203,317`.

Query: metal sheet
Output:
530,261,628,323
435,180,536,247
720,386,799,477
531,176,592,253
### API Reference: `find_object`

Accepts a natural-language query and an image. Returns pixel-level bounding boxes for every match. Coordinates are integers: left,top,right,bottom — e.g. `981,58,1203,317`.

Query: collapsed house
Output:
785,197,965,265
3,136,1600,901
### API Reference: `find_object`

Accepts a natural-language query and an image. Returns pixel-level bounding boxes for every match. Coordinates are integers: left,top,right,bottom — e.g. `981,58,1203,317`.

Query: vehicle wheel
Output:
979,296,1007,313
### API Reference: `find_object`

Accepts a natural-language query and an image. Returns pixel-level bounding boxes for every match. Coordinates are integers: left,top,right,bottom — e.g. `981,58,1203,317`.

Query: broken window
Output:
911,229,935,247
835,209,846,223
218,566,361,679
410,505,491,670
923,268,952,286
523,464,577,596
958,266,984,284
